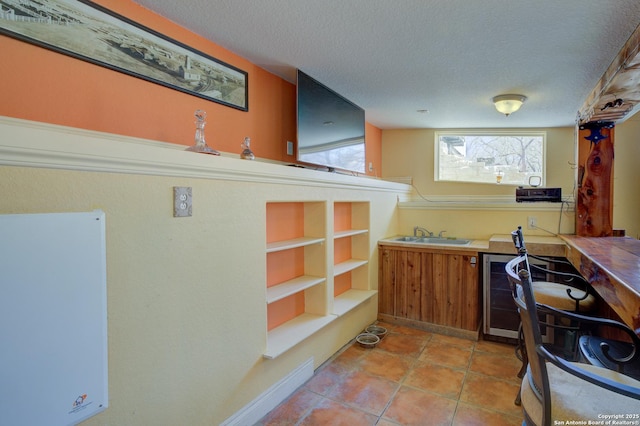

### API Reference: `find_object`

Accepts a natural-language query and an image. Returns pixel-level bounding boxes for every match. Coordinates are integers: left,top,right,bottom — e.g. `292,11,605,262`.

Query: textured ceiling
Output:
134,0,640,129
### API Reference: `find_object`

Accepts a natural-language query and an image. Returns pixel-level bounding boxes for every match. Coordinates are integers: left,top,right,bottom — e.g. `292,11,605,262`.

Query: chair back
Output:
506,254,552,425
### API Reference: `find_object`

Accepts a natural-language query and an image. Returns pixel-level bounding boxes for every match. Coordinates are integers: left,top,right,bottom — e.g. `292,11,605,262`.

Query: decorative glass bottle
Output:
186,109,220,155
240,136,255,160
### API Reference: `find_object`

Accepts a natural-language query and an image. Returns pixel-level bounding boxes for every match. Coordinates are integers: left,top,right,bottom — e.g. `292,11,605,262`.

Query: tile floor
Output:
255,322,524,426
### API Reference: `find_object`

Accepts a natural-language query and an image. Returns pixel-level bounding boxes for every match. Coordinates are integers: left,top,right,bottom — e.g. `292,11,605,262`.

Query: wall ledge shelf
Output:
264,313,336,359
333,289,377,317
266,276,326,304
334,229,368,239
266,237,324,253
399,195,575,212
334,259,368,276
0,116,412,194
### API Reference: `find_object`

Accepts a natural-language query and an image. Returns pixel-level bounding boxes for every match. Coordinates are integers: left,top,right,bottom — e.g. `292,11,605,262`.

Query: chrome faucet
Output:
438,230,447,238
413,226,433,238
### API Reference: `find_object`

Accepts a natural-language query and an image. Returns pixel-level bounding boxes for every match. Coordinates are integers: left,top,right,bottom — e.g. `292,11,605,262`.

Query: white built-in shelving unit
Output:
264,201,374,359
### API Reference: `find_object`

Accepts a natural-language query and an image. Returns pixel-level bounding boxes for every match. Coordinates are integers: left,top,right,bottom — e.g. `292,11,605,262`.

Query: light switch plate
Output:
173,187,192,217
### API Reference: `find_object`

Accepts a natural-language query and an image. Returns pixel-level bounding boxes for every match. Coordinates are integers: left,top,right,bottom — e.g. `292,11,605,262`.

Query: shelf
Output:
333,229,368,239
333,259,368,277
264,201,372,359
266,237,325,253
263,313,336,359
333,289,377,317
266,276,326,304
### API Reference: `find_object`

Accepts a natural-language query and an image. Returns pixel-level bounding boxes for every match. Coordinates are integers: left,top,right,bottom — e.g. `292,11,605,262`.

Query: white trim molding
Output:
220,357,314,426
0,116,411,194
399,195,575,211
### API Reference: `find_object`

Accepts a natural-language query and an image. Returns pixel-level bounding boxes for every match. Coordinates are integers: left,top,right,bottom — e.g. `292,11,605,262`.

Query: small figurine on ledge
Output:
186,109,220,155
240,136,255,160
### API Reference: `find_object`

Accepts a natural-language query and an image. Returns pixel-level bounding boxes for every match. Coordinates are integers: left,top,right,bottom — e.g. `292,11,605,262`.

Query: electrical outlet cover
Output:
173,187,192,217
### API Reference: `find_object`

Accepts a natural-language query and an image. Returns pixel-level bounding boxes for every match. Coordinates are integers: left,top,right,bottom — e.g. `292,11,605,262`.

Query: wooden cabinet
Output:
378,245,480,332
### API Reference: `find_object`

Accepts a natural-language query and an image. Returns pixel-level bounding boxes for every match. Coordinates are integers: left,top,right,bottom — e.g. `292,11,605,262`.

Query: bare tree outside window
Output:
435,132,546,185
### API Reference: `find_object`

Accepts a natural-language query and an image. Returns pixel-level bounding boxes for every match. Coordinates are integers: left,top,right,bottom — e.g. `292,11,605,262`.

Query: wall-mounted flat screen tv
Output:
296,70,366,173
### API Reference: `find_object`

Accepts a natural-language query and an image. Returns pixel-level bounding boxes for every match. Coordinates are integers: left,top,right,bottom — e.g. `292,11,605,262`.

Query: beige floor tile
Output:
304,362,350,395
257,388,321,426
383,385,457,426
326,369,399,416
359,349,414,382
468,351,522,383
384,323,433,338
430,333,476,351
459,372,522,417
419,341,473,369
299,398,378,426
453,402,523,426
404,361,466,398
474,338,517,356
257,328,523,426
377,333,429,358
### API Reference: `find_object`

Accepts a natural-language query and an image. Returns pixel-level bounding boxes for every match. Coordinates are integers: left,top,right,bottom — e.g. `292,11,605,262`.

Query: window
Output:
435,132,546,186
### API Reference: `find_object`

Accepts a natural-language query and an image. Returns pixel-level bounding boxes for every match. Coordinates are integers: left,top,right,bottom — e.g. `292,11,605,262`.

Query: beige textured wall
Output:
614,114,640,238
381,128,577,239
0,119,405,425
382,128,575,196
393,208,575,241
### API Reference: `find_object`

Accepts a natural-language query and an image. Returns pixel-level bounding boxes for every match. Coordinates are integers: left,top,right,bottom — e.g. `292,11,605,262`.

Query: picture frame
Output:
0,0,248,111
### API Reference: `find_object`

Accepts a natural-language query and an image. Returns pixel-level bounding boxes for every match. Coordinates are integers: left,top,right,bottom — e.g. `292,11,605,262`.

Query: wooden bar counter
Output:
560,235,640,334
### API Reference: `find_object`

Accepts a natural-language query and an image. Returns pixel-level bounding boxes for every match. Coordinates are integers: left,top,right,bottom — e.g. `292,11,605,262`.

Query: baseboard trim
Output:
378,314,480,341
220,357,314,426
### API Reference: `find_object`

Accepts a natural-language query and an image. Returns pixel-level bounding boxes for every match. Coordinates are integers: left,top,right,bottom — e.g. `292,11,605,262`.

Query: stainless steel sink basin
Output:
393,236,471,245
394,236,418,242
416,237,471,245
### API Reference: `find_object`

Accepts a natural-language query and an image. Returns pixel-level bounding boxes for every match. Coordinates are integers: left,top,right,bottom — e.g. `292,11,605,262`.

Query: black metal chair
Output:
511,226,597,405
506,255,640,425
511,226,596,317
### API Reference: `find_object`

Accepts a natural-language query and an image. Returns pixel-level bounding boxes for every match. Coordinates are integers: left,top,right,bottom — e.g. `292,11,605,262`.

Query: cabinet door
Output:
379,247,479,331
396,250,423,320
379,248,429,320
378,248,396,316
458,253,480,331
416,251,434,323
432,253,479,330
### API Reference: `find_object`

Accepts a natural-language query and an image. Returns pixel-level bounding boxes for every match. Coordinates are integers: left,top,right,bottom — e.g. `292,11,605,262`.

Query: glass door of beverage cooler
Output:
483,254,548,339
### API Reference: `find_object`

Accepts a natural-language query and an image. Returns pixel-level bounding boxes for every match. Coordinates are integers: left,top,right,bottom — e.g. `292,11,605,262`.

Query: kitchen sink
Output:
393,236,471,245
416,237,471,245
394,236,419,242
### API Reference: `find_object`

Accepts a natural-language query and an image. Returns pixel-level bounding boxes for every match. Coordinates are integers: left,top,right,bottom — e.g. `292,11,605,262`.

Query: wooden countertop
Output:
560,235,640,334
379,233,640,334
488,234,566,257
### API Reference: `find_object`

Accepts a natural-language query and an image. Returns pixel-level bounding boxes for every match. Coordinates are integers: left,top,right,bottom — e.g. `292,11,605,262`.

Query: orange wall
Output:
0,0,381,174
365,123,382,177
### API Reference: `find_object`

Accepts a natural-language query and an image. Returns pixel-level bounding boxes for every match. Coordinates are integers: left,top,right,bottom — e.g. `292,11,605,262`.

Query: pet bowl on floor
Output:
356,333,380,348
365,324,388,339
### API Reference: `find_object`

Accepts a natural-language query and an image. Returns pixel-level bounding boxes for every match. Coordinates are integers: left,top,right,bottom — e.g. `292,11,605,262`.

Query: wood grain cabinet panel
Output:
378,246,480,332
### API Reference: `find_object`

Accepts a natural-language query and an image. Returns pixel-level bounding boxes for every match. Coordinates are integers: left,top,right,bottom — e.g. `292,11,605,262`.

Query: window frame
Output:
434,130,547,186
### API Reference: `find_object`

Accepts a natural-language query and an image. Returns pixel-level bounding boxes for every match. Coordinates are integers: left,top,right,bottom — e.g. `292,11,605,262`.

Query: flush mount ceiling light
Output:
492,94,527,117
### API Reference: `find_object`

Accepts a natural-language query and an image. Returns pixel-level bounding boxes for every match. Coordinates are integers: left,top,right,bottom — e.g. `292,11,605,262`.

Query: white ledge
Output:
0,116,412,193
399,195,575,211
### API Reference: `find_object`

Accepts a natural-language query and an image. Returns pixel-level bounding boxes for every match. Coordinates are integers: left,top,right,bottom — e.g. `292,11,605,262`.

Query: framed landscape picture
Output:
0,0,248,111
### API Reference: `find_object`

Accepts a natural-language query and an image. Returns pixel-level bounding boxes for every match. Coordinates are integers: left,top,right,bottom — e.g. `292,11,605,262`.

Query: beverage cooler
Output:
482,253,549,339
